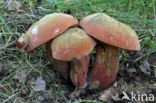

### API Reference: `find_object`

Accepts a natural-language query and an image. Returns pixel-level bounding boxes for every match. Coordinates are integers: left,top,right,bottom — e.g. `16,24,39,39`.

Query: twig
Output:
133,51,156,63
2,92,20,103
43,66,55,82
133,54,146,63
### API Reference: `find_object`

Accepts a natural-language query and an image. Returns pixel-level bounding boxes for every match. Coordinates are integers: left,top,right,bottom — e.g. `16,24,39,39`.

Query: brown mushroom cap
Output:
16,13,78,52
51,27,96,61
80,13,140,50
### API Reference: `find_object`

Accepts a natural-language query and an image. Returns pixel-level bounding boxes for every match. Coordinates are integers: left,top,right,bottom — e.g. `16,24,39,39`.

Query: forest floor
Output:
0,0,156,103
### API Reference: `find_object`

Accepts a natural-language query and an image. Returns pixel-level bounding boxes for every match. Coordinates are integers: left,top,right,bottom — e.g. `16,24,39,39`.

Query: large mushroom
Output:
51,27,96,88
16,13,78,79
16,12,141,91
16,13,78,52
80,13,140,89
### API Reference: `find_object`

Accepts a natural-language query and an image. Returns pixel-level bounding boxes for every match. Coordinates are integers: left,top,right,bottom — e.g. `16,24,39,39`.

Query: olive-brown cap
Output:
16,13,78,52
51,27,96,61
80,13,140,50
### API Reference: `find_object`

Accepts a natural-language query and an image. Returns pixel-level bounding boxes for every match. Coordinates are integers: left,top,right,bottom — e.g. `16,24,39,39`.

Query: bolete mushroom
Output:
51,27,96,88
80,13,140,89
16,13,78,79
16,13,78,52
16,12,141,91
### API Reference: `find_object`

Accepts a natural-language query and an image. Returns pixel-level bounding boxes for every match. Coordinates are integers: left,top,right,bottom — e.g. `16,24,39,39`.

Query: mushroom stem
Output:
88,45,119,89
46,41,69,79
70,55,90,88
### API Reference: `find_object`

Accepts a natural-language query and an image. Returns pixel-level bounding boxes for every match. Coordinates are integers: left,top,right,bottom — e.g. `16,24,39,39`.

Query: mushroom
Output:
51,27,96,88
16,12,141,90
80,13,140,89
16,13,78,52
16,13,78,79
46,40,69,79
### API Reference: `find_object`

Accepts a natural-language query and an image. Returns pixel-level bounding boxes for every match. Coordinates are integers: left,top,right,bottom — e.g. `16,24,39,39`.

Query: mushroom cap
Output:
51,27,96,61
17,13,78,52
80,13,140,50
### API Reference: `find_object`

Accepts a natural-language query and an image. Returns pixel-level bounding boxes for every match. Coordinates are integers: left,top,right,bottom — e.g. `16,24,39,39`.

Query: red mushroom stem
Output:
70,55,90,88
46,41,69,79
88,45,119,89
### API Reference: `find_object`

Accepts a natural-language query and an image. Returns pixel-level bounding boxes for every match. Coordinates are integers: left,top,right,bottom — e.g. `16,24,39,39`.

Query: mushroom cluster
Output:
16,13,140,89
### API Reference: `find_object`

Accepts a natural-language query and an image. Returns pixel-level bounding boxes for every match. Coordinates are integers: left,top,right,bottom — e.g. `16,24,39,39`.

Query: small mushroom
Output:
51,27,96,88
80,13,140,89
16,13,78,79
16,13,78,52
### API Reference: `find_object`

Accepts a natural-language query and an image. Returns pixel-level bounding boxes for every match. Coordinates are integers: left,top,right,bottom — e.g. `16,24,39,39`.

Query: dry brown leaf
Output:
31,77,46,91
99,87,121,103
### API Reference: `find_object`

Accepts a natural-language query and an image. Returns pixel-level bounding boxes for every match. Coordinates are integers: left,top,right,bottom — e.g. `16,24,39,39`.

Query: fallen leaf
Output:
111,92,121,101
99,87,120,103
99,89,111,102
69,87,86,99
38,96,44,101
139,60,151,75
31,77,46,91
13,68,27,83
6,0,21,11
20,88,30,97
